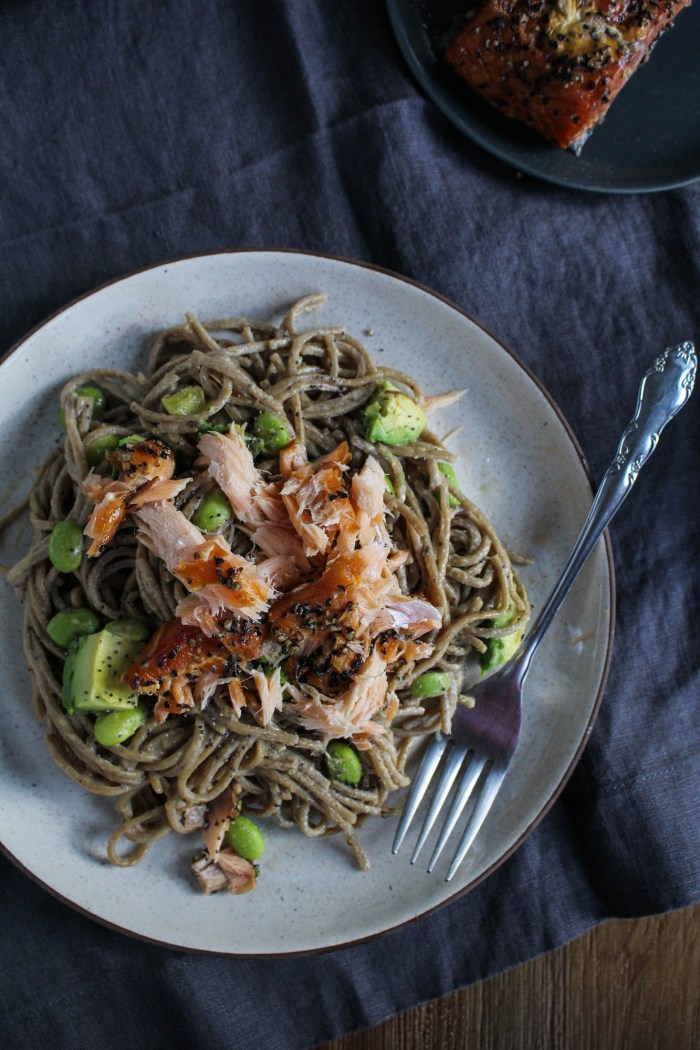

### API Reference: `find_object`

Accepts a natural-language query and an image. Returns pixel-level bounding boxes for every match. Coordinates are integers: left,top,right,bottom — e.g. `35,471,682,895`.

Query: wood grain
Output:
319,902,700,1050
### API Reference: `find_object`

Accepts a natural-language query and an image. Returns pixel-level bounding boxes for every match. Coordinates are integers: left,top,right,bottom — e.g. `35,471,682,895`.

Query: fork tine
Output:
445,763,506,882
425,752,488,873
411,743,468,864
391,733,448,855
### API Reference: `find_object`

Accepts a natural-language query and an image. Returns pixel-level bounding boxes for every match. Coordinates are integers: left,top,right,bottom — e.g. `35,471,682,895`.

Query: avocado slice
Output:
478,604,523,675
363,383,427,446
62,624,148,714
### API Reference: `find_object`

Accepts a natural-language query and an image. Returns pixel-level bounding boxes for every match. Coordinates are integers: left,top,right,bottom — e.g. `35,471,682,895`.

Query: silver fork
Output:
392,342,697,881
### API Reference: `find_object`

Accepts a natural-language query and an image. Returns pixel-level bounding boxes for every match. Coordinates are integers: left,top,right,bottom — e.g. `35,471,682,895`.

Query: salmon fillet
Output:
444,0,693,151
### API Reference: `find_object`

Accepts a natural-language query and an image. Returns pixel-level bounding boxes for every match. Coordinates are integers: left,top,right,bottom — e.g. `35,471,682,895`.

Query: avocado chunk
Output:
478,604,523,675
62,624,149,714
363,383,427,446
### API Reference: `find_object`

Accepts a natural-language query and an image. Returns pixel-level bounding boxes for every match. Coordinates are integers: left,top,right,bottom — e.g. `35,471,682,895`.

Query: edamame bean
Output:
437,462,460,507
49,521,84,573
162,385,207,416
325,740,363,785
198,421,230,435
244,432,264,458
104,619,151,642
252,411,291,454
410,671,451,699
77,385,106,413
478,603,522,674
47,608,100,647
85,432,121,466
225,815,265,861
192,489,233,532
94,702,148,747
59,385,106,427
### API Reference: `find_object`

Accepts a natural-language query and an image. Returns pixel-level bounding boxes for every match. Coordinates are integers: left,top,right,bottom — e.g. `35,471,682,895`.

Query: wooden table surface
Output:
319,902,700,1050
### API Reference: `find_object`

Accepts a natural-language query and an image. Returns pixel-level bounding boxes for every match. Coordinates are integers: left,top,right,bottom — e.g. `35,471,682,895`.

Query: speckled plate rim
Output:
0,248,615,957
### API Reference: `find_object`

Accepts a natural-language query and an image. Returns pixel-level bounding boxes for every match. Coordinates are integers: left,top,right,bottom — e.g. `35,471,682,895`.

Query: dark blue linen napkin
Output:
0,2,698,1048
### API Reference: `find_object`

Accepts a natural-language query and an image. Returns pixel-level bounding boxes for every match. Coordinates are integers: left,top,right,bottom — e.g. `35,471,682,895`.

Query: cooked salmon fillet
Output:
444,0,693,151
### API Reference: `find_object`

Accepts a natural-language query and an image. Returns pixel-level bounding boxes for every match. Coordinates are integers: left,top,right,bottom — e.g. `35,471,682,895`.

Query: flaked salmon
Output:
191,848,257,895
202,785,239,862
280,440,358,557
349,456,390,549
83,439,188,556
83,425,444,750
134,501,274,632
198,425,286,527
123,618,264,723
249,666,285,726
287,648,389,749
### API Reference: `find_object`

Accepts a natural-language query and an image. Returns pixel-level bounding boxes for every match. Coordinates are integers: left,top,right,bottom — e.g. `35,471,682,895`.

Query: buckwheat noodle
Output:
7,295,529,876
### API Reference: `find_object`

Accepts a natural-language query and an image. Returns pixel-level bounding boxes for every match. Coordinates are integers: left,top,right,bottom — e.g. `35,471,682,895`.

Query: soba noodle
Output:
7,295,529,883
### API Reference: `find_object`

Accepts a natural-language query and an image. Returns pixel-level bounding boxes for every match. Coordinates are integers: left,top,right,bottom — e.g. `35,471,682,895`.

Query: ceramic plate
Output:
387,0,700,194
0,250,614,954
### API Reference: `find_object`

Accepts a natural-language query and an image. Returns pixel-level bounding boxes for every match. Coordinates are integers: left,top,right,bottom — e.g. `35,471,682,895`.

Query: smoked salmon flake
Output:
85,433,442,746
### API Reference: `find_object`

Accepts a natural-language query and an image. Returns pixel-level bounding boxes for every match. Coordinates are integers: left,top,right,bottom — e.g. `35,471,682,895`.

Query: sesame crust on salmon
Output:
444,0,693,152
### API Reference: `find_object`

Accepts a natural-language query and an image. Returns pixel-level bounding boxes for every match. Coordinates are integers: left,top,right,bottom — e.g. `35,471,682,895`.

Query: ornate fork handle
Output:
614,341,697,484
511,342,697,686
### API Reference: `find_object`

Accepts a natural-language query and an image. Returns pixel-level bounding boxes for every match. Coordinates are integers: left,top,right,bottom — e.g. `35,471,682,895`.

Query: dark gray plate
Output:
387,0,700,193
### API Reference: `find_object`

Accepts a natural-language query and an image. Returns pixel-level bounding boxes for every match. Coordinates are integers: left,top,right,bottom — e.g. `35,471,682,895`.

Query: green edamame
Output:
225,815,265,861
104,619,151,642
59,385,106,427
49,521,84,573
198,421,230,435
436,462,460,508
162,385,207,416
410,671,451,699
325,740,363,785
85,432,121,467
244,432,264,458
478,603,522,674
252,412,291,454
77,386,106,413
192,489,233,532
94,702,148,747
118,433,147,446
47,608,100,648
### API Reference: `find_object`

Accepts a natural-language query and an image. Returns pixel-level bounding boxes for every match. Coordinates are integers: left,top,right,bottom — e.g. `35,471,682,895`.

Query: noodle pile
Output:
7,294,529,882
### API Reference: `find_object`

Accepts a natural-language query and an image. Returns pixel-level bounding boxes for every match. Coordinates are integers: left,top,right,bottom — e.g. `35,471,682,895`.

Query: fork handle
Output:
511,342,697,685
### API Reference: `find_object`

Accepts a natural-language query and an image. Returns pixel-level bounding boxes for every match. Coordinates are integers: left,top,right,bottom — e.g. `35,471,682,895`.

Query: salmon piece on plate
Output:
444,0,693,151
